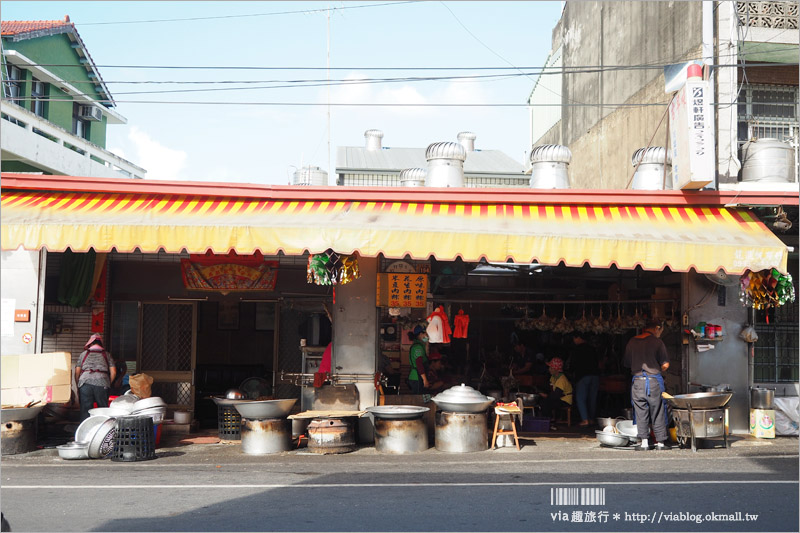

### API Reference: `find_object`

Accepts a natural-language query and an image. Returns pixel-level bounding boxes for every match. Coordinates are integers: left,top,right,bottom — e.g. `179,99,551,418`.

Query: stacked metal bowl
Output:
62,415,117,460
130,397,167,424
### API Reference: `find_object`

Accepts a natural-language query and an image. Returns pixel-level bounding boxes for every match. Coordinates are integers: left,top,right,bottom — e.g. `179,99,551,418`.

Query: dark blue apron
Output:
631,372,670,425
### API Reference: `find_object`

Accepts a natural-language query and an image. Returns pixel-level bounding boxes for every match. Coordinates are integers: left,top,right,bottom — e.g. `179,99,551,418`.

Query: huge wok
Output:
232,398,297,419
665,392,732,410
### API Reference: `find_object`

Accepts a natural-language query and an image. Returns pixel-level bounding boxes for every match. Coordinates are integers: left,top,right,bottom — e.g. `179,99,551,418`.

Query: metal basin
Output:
615,420,638,438
232,399,297,420
57,441,90,460
1,405,45,424
596,430,630,447
211,396,241,407
75,415,111,444
88,407,129,418
131,397,166,411
366,405,430,420
110,395,138,412
665,392,732,410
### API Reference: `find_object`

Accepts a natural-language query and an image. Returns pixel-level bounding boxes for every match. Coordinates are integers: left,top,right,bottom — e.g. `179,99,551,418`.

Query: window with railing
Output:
737,84,799,141
737,83,799,181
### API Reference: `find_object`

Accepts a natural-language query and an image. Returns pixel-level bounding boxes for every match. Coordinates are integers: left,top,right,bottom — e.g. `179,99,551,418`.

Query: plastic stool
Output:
217,406,241,441
491,407,520,450
111,415,156,462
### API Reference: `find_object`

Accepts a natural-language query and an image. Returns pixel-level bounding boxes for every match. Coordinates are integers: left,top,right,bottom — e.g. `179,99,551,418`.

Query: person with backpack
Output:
75,333,116,421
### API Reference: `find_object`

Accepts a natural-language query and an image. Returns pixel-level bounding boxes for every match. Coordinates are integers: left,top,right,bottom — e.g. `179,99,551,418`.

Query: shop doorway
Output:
138,302,196,412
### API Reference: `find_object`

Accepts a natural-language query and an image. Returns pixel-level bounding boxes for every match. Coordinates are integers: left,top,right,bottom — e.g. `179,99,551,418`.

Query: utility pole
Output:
327,4,331,184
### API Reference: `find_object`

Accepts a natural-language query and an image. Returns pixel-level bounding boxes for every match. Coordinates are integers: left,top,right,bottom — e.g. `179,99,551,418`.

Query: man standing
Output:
570,333,600,427
623,319,670,451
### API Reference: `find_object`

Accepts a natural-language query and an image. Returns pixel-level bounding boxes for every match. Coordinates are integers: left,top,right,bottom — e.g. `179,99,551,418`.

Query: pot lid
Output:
432,383,491,404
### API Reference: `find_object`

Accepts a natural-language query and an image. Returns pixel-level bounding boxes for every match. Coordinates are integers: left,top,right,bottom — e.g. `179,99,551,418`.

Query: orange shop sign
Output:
376,273,428,308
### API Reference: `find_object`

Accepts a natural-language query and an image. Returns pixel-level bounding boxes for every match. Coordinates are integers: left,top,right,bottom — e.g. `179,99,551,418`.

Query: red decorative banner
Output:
181,253,278,292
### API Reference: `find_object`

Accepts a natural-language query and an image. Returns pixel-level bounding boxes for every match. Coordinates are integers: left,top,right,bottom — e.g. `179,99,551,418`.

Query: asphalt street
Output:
1,434,798,532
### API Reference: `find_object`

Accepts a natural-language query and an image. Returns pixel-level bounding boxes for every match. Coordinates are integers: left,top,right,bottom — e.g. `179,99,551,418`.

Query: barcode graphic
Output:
550,487,606,506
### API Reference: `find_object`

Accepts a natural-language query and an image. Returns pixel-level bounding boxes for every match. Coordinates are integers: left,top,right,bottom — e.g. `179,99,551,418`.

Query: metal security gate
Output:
138,302,196,412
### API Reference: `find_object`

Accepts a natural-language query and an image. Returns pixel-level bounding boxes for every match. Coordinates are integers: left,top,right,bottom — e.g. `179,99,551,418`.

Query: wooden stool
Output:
491,407,520,450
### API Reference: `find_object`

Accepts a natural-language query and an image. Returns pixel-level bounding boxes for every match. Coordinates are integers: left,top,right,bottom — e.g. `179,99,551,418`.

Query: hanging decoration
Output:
307,250,361,286
739,269,795,310
181,252,278,294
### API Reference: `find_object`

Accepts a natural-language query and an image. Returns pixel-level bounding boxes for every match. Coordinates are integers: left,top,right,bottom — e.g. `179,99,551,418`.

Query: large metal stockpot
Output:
240,418,291,455
435,411,488,453
750,387,774,409
367,406,430,454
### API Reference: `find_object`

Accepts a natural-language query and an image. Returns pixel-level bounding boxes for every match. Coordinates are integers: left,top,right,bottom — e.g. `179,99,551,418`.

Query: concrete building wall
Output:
0,250,45,355
683,272,751,434
556,1,703,189
566,70,696,189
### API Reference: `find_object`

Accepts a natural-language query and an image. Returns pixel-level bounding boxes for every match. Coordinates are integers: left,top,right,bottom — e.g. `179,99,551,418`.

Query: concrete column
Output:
331,254,378,443
716,1,742,184
1,249,46,354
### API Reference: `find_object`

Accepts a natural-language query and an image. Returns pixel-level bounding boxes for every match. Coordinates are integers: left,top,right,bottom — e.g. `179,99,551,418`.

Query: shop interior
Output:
42,250,682,424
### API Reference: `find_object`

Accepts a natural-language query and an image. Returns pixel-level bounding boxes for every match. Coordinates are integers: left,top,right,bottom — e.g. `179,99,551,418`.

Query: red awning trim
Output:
1,172,796,207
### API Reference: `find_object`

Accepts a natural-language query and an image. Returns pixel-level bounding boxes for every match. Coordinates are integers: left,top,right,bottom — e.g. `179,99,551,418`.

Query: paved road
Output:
2,437,797,532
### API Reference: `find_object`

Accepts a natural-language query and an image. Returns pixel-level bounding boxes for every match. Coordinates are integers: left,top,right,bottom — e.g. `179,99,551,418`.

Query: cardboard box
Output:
1,352,72,406
749,409,775,439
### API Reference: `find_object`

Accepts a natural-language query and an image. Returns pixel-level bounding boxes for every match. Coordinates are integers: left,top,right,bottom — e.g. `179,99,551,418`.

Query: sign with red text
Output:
376,273,428,308
669,79,714,190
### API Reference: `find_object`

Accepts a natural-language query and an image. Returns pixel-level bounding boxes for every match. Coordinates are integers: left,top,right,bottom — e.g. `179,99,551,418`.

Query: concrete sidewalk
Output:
5,422,797,466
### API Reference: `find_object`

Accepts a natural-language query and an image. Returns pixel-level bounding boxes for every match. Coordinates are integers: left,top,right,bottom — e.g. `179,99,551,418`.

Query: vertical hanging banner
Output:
669,69,715,190
181,252,278,294
377,273,428,308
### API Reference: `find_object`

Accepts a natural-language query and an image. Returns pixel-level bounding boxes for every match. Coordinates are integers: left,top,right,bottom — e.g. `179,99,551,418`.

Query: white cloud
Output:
127,126,188,180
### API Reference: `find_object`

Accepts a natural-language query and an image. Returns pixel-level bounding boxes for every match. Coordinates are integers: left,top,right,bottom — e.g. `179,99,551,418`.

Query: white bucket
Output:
173,411,191,424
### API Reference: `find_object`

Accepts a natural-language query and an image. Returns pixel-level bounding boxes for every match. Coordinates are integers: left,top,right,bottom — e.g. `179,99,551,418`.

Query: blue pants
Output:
631,377,668,442
575,375,599,422
79,383,109,421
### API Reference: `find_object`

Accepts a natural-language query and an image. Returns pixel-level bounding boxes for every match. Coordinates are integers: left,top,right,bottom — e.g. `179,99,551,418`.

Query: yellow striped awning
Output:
0,188,787,274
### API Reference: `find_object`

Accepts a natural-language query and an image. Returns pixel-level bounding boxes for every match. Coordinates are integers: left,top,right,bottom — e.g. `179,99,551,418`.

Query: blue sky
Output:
3,1,564,184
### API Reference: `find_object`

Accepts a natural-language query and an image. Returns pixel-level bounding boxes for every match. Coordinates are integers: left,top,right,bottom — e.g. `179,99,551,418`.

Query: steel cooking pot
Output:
225,389,245,400
750,387,774,409
431,383,494,413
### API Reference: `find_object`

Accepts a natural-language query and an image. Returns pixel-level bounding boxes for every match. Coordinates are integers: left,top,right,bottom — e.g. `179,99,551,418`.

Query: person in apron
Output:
406,326,430,394
623,319,670,451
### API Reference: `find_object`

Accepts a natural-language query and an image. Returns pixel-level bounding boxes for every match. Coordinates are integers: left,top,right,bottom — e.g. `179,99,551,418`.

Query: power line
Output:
75,1,418,26
10,96,769,109
18,59,796,86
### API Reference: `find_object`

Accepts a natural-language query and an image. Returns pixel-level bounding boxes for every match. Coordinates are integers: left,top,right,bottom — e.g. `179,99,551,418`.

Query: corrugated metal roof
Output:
337,146,525,176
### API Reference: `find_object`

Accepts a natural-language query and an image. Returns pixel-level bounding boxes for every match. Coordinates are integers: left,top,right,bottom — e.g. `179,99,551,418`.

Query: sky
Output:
3,1,564,184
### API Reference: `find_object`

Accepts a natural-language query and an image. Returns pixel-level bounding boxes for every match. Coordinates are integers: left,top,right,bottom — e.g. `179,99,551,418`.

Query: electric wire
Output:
74,1,418,26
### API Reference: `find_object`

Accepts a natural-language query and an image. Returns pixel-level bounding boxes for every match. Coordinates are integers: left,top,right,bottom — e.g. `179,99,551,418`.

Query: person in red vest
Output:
75,334,116,421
